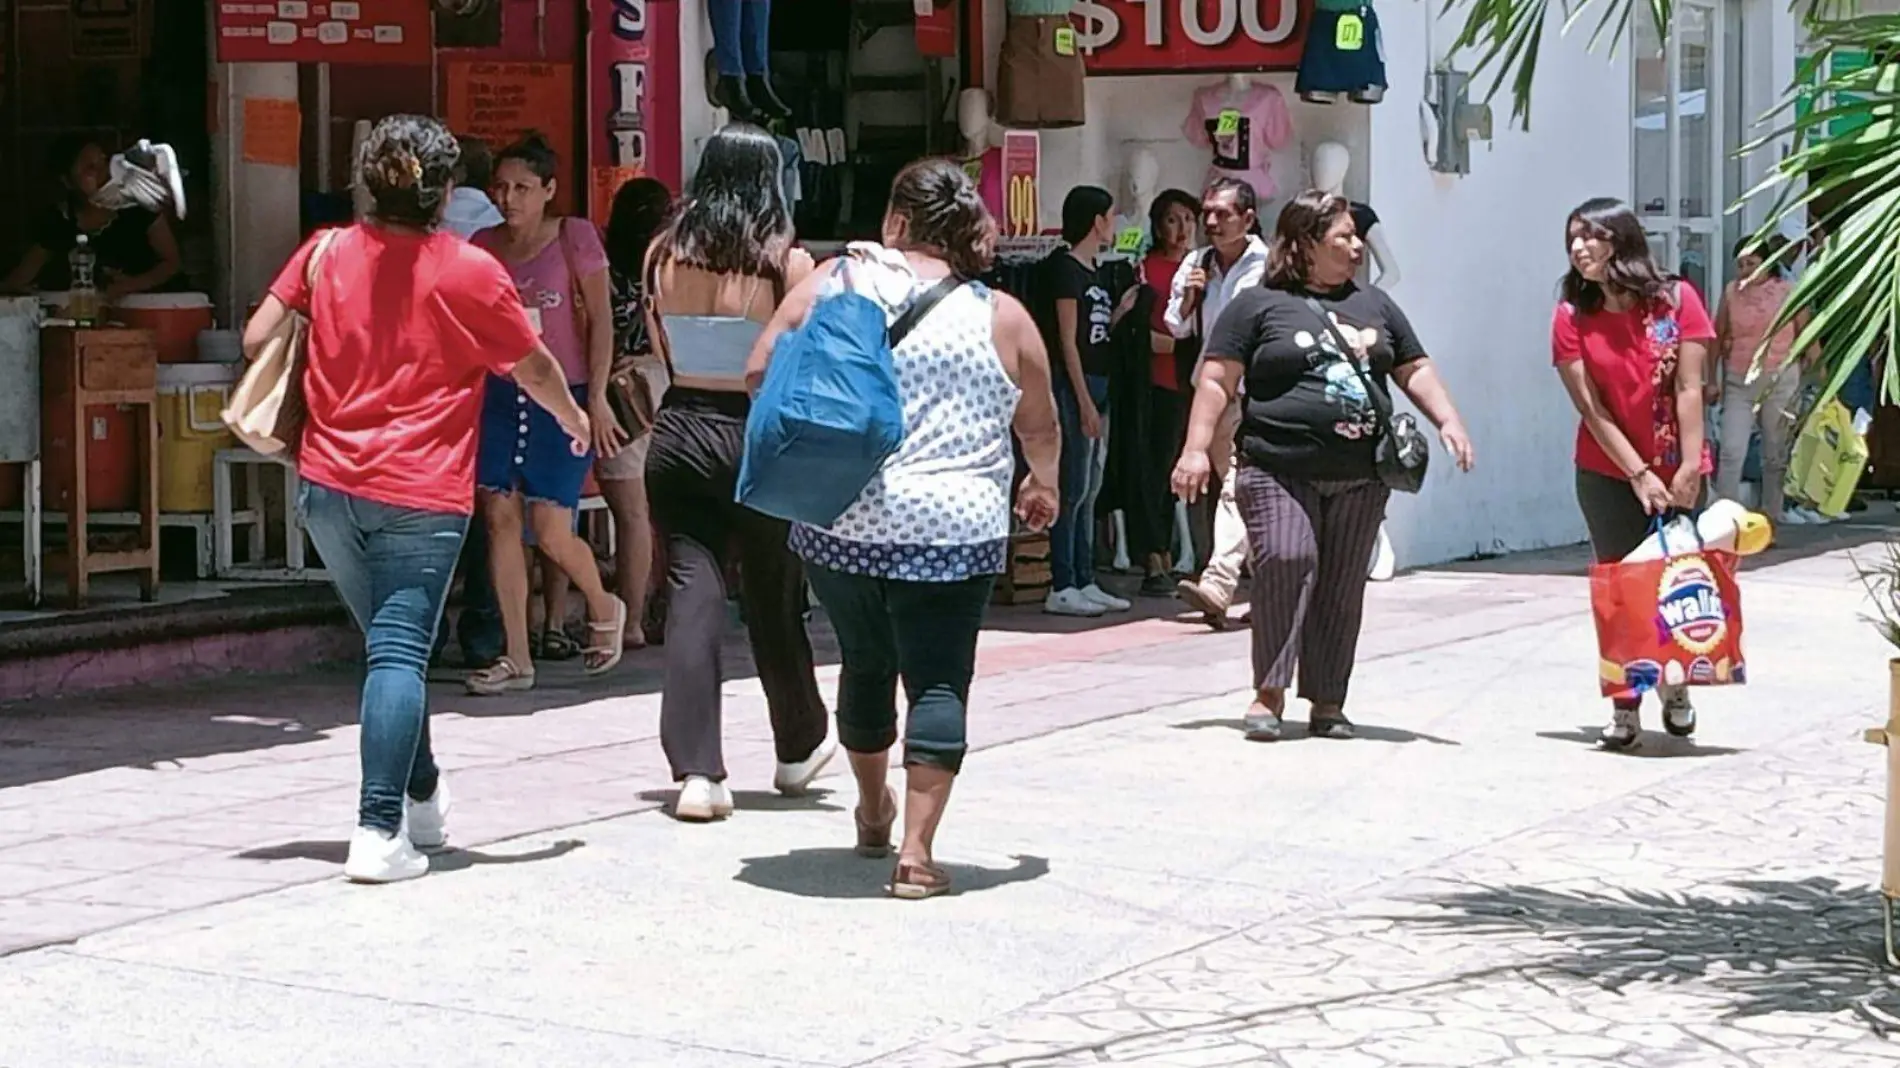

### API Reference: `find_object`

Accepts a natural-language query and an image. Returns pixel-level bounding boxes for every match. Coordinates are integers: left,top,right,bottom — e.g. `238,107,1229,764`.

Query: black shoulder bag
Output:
1304,297,1430,495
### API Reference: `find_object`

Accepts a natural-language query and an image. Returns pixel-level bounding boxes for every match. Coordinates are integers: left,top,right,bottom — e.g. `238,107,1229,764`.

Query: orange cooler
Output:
115,293,214,363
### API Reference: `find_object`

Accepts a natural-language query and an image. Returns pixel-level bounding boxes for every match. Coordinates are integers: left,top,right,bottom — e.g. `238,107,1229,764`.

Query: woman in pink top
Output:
467,133,628,694
1711,237,1816,522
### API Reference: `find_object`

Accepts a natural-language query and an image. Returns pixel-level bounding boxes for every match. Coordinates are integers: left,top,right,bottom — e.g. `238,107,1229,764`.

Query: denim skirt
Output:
475,375,594,510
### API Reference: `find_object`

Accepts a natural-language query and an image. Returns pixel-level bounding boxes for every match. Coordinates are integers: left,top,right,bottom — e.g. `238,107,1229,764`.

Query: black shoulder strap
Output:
1303,296,1397,436
889,275,965,349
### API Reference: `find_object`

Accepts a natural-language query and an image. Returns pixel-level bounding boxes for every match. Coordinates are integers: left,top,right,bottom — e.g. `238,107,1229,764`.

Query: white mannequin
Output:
1125,146,1159,223
1312,140,1401,290
957,87,1005,157
1226,72,1251,97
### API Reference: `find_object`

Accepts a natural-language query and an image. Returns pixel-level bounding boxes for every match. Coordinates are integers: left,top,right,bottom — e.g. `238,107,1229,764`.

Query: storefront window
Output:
1635,6,1670,218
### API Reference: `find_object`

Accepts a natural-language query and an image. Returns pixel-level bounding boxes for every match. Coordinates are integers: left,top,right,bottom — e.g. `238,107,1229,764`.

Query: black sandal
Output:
1308,713,1356,740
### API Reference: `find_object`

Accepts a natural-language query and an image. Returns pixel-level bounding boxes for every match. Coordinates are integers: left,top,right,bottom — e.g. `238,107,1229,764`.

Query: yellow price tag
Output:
1053,25,1076,56
1335,12,1365,51
1214,108,1241,137
1114,226,1144,254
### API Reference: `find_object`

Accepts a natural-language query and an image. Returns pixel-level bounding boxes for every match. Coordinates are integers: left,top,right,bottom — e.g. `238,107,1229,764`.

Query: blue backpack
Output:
737,264,964,526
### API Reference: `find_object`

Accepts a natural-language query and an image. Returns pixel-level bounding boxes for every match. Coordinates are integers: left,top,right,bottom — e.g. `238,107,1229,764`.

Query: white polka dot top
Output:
789,244,1023,582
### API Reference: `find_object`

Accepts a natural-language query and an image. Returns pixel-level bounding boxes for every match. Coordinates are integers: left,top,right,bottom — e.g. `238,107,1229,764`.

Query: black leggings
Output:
645,392,829,782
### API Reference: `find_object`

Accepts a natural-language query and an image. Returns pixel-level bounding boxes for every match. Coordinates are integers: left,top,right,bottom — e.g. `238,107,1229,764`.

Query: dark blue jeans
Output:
301,483,466,835
805,565,994,774
433,514,501,665
710,0,771,76
1051,373,1111,592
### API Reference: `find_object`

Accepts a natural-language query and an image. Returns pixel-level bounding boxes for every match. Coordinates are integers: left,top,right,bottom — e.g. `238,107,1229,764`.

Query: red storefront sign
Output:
587,0,683,221
1001,131,1040,238
1073,0,1309,75
215,0,433,65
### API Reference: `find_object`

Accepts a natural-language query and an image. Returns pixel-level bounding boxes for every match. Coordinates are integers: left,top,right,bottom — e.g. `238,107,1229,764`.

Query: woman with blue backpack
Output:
747,159,1062,899
641,125,834,823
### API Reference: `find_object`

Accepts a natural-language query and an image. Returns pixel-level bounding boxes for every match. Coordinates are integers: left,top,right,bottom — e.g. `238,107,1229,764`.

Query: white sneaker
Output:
1045,588,1106,617
1079,584,1132,612
1661,690,1697,738
774,737,837,796
343,822,430,884
1797,507,1832,524
1779,507,1810,526
406,775,451,850
1599,706,1641,751
674,776,734,822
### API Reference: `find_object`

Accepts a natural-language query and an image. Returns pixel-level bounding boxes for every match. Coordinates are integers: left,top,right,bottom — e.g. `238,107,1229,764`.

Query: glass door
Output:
1633,0,1727,298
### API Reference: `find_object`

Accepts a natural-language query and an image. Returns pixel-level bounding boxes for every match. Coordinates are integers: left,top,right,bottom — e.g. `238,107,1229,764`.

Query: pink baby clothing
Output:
1183,81,1293,201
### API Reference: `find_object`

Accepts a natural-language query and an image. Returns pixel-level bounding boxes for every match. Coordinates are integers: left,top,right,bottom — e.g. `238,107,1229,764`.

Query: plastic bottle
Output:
1622,498,1772,562
66,234,99,325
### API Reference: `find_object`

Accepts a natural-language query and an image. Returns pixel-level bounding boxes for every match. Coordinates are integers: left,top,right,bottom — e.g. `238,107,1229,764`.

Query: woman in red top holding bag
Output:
246,116,588,883
1551,197,1715,750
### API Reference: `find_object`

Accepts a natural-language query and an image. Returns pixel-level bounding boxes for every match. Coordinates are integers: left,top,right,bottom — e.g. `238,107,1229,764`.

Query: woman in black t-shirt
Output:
1171,190,1474,742
1,137,182,296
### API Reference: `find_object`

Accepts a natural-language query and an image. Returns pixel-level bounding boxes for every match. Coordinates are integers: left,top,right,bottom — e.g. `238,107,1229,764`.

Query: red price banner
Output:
216,0,432,65
1002,130,1040,238
1073,0,1309,75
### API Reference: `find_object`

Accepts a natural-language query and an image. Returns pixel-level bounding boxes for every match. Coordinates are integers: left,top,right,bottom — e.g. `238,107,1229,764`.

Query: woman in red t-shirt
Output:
1551,197,1715,750
243,116,589,884
1128,188,1202,595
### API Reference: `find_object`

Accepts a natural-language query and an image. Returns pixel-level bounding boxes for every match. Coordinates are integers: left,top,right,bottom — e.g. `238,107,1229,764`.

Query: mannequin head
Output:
1225,72,1252,95
1125,147,1160,211
957,88,997,155
1312,141,1351,195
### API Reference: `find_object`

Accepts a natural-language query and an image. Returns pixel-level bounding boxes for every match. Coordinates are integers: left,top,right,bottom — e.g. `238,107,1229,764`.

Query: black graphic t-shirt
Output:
1044,250,1113,381
1203,280,1426,479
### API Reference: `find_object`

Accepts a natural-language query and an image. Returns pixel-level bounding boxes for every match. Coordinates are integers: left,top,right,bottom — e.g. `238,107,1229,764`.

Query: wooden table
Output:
39,325,160,607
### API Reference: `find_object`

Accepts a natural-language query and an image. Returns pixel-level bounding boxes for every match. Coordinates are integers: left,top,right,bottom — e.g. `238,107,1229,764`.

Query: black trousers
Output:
645,393,829,782
1235,466,1389,704
1126,386,1190,561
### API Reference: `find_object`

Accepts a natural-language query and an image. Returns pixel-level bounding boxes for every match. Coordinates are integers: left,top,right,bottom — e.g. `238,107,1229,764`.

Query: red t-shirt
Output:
1143,252,1182,391
1551,282,1716,481
269,224,541,515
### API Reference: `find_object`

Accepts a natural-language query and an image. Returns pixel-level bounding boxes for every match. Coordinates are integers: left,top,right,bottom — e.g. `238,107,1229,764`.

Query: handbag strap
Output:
302,226,341,311
889,274,965,349
1303,295,1399,439
556,216,587,338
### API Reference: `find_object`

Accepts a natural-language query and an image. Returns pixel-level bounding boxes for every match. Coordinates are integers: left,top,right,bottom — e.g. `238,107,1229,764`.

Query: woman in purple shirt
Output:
467,133,628,693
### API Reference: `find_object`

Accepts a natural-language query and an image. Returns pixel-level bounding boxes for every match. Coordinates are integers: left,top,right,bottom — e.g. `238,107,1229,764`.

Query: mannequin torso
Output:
1311,140,1400,289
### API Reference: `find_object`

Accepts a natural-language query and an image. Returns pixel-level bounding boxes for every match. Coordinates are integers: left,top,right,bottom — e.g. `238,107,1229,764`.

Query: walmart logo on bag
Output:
1656,556,1728,655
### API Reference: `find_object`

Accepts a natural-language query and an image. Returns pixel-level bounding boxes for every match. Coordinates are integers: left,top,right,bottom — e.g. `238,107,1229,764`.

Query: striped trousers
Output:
1235,466,1390,704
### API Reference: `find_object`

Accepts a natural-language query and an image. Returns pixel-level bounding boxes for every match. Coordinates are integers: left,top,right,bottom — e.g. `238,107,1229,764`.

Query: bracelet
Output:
1627,465,1652,483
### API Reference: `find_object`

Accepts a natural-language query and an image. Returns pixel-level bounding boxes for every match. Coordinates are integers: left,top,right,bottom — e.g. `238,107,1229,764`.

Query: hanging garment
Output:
1297,0,1389,105
996,15,1087,129
1182,81,1294,201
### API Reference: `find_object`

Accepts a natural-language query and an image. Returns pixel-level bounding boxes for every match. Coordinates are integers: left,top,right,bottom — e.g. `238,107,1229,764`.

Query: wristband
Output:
1627,465,1652,483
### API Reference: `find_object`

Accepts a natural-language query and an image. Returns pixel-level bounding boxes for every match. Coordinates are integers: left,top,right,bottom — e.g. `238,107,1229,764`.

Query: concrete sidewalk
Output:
1,519,1898,1066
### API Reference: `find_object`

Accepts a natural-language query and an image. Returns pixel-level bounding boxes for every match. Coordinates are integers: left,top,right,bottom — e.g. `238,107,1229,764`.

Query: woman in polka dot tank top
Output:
749,159,1062,899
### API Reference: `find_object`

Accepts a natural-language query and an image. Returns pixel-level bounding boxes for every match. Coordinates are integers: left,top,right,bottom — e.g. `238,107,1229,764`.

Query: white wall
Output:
1367,1,1632,566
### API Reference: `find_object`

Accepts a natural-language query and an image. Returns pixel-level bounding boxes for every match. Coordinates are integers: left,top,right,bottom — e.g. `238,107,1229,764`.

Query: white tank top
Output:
789,244,1022,582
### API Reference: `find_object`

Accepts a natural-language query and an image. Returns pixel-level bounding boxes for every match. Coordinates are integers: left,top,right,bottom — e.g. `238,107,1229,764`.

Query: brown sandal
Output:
855,788,896,858
886,859,951,900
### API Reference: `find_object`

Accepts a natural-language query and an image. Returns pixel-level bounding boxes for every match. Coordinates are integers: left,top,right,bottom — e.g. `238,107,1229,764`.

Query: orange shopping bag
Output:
1590,544,1746,701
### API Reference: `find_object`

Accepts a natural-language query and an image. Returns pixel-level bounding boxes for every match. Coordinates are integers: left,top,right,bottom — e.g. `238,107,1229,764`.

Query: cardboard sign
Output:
240,98,301,169
445,62,575,212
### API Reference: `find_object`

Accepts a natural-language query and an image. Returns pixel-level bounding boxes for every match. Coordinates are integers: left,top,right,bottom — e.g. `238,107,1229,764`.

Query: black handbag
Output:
1304,297,1430,495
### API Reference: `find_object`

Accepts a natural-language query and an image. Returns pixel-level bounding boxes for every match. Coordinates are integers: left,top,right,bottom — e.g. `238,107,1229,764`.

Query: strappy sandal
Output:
855,787,897,859
887,858,951,900
582,597,629,677
536,629,580,661
466,656,535,696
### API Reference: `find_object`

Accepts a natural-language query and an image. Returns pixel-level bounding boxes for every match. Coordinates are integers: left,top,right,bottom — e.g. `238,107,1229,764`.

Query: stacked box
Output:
993,530,1052,605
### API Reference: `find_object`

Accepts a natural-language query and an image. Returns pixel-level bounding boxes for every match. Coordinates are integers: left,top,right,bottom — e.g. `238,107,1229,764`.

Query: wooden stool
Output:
39,326,159,607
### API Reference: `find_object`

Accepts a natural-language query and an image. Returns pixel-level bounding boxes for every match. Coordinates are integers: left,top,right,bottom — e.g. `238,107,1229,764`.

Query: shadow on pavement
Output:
1401,877,1900,1028
235,838,586,873
1537,726,1746,757
1173,716,1460,745
732,848,1050,900
635,786,846,815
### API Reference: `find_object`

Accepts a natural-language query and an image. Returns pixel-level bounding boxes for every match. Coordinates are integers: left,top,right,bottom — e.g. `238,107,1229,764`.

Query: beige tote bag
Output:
222,229,339,456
